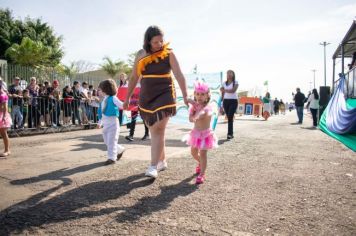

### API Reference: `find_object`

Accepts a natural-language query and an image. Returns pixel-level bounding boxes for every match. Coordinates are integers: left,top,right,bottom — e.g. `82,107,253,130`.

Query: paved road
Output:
0,111,355,235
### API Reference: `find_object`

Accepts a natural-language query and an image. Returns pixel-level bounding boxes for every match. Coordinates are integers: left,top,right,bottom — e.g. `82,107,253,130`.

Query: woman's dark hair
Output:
99,79,117,96
143,25,164,53
312,88,319,100
266,92,270,98
225,70,236,87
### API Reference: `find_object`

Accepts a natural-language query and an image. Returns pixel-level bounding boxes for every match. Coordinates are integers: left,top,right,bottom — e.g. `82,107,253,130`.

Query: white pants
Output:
102,118,124,161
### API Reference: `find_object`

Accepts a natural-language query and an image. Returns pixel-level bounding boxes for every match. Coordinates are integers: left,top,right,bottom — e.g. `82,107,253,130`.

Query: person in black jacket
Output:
71,81,82,125
293,88,306,124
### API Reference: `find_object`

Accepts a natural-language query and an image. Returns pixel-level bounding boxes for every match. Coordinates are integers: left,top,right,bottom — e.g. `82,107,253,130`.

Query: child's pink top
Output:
189,103,213,117
0,93,8,103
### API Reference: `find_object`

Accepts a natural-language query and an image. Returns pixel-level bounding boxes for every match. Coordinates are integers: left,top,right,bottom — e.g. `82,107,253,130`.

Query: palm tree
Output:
62,62,79,79
5,37,51,66
101,56,130,78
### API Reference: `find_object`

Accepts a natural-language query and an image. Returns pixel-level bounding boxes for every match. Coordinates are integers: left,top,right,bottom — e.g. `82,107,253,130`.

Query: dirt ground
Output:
0,111,355,235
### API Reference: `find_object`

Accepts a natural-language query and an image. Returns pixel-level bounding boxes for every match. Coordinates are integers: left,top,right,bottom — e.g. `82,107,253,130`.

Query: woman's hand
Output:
220,87,225,93
183,96,190,106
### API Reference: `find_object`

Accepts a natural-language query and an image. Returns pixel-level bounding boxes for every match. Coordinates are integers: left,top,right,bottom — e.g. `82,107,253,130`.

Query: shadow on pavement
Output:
1,173,156,235
10,162,106,186
115,175,197,223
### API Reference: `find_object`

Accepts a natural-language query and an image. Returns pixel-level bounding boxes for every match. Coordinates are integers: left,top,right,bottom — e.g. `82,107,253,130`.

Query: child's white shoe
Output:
157,160,168,172
145,165,158,178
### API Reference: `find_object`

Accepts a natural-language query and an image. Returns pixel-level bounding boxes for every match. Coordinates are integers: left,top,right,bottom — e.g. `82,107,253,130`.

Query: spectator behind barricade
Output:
49,80,61,127
62,85,73,125
79,81,89,124
44,81,52,126
0,76,8,92
88,84,94,95
8,77,23,129
26,77,41,129
39,82,51,126
71,81,82,125
22,89,29,128
89,89,100,123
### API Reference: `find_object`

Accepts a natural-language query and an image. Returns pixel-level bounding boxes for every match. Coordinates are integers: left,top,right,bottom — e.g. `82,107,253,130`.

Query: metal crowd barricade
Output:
8,96,100,132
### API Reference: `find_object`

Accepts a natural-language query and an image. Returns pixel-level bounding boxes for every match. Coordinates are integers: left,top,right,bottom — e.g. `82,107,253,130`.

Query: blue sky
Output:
1,0,356,101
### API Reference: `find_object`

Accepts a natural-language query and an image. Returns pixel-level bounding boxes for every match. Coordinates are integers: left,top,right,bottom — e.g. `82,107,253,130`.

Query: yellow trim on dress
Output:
171,77,176,99
142,73,171,78
137,43,171,77
139,104,176,113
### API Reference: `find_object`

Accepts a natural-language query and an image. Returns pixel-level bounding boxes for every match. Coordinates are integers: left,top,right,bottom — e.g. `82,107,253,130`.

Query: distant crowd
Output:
6,76,101,129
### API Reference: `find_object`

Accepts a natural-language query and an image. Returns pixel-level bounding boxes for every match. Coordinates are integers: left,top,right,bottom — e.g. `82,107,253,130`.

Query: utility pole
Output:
319,42,330,86
311,69,316,88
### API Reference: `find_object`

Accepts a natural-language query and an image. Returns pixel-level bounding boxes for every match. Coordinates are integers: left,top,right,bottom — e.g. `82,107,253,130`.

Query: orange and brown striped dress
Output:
137,43,176,126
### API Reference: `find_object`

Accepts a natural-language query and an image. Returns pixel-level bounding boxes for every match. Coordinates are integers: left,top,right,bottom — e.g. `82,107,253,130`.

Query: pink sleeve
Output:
204,105,213,116
188,105,195,115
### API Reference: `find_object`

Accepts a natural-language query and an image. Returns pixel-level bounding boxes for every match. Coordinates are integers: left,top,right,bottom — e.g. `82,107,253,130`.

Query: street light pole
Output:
320,42,330,86
311,69,316,88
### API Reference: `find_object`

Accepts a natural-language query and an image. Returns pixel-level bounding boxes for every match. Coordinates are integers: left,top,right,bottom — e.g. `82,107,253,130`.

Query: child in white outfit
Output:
98,79,125,165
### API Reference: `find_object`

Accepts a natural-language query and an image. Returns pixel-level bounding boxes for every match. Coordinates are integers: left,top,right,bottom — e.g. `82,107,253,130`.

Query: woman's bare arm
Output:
169,51,188,105
123,50,145,109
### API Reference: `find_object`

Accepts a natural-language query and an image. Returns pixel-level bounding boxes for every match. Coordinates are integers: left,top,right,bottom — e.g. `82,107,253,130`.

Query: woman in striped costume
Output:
123,26,188,178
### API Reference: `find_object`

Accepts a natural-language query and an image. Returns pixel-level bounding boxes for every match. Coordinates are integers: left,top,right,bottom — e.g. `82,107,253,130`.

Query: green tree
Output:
101,56,130,78
0,8,18,58
0,8,63,66
57,62,79,79
5,37,52,66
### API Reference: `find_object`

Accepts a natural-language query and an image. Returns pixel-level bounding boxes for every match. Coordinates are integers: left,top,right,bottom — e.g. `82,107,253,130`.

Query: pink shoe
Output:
195,174,205,184
195,165,201,175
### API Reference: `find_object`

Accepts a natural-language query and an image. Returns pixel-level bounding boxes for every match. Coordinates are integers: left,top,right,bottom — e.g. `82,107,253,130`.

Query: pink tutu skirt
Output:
182,128,218,150
0,112,12,128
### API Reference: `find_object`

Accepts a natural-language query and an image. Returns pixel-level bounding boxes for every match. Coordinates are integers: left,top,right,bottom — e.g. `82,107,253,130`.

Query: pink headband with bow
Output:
194,81,209,93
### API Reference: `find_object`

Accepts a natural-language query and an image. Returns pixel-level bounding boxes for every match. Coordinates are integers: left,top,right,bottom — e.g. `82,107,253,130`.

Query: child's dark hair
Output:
143,25,164,53
92,89,97,96
63,85,70,93
98,79,117,96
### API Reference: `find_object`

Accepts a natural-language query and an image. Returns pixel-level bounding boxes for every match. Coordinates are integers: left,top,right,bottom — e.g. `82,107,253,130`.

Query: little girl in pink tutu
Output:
0,80,11,157
183,81,218,184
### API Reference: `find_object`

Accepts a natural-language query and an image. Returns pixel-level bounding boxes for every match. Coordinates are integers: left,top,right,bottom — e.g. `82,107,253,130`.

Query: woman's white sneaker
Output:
157,161,168,172
145,165,158,178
